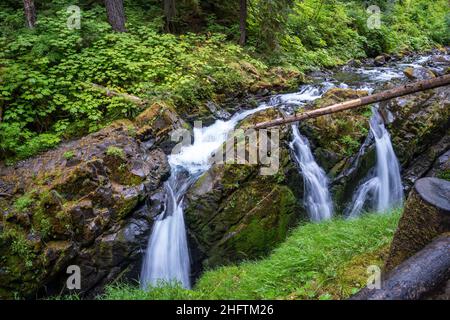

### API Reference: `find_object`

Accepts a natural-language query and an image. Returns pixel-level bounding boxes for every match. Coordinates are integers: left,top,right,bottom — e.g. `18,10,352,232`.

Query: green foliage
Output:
437,169,450,181
0,4,268,162
273,0,449,70
0,228,35,269
340,135,361,156
13,194,34,211
101,210,401,300
101,281,199,300
63,151,75,160
106,146,126,159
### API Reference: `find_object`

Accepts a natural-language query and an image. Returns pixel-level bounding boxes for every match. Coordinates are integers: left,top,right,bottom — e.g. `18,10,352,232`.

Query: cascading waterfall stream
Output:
290,125,334,221
140,104,270,289
276,84,335,221
141,53,437,289
346,107,404,218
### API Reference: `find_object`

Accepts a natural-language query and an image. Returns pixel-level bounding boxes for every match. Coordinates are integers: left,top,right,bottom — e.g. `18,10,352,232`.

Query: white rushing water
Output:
140,104,270,289
275,84,335,221
290,125,334,221
346,108,404,218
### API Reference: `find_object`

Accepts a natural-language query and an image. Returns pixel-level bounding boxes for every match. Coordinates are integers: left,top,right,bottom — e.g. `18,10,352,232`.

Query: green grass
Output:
101,209,401,300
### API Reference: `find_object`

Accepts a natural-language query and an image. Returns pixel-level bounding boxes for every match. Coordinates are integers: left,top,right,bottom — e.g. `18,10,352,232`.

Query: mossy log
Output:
385,177,450,271
350,234,450,300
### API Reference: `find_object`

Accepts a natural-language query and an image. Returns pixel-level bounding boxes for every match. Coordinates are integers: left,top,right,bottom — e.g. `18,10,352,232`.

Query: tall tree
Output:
254,0,294,51
23,0,36,28
164,0,177,33
105,0,127,32
239,0,247,46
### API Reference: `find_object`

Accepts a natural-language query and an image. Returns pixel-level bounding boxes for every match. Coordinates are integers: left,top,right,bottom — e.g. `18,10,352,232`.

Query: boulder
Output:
0,109,181,298
383,85,449,191
184,109,304,272
374,55,387,66
403,66,436,81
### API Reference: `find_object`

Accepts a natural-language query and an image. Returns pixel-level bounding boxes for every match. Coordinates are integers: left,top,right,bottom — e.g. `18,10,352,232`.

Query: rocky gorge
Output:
0,50,449,299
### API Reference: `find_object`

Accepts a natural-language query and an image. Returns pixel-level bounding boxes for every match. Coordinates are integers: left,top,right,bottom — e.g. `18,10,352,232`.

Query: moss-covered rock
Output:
299,88,371,172
384,86,450,178
185,109,305,272
295,88,372,212
0,120,171,299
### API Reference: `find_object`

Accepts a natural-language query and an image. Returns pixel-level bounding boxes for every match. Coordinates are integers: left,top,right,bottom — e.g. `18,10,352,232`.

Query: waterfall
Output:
275,83,335,222
140,171,193,289
290,125,334,221
346,108,404,218
140,104,270,289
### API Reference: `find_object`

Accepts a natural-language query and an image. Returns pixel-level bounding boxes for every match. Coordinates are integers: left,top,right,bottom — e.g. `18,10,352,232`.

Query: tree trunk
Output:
350,235,450,300
23,0,36,28
252,74,450,129
239,0,248,46
164,0,177,33
385,177,450,271
105,0,127,32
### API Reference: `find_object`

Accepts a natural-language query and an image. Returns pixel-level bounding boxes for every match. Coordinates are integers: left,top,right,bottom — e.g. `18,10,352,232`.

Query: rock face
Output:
0,102,184,299
384,85,450,191
297,88,373,212
185,109,304,272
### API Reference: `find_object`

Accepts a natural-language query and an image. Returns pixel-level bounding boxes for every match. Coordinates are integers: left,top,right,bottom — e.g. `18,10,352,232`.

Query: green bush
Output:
0,4,268,162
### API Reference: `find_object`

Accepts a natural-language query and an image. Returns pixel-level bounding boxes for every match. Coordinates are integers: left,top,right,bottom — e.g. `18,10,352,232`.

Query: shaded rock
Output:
0,120,171,299
428,149,450,181
402,133,450,191
206,101,232,120
383,86,450,175
185,109,304,272
403,66,436,81
374,55,387,66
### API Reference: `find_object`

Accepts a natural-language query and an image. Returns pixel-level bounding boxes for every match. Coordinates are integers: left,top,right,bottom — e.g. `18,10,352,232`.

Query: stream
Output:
140,53,448,289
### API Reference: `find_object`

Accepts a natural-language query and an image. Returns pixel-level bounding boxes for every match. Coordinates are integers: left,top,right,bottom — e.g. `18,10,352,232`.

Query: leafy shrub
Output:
106,146,126,159
63,151,75,160
0,4,268,162
13,194,34,211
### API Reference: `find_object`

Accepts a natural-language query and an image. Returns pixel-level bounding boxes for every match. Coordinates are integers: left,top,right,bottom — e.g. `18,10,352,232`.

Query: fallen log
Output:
385,177,450,271
89,83,149,106
350,234,450,300
253,74,450,129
